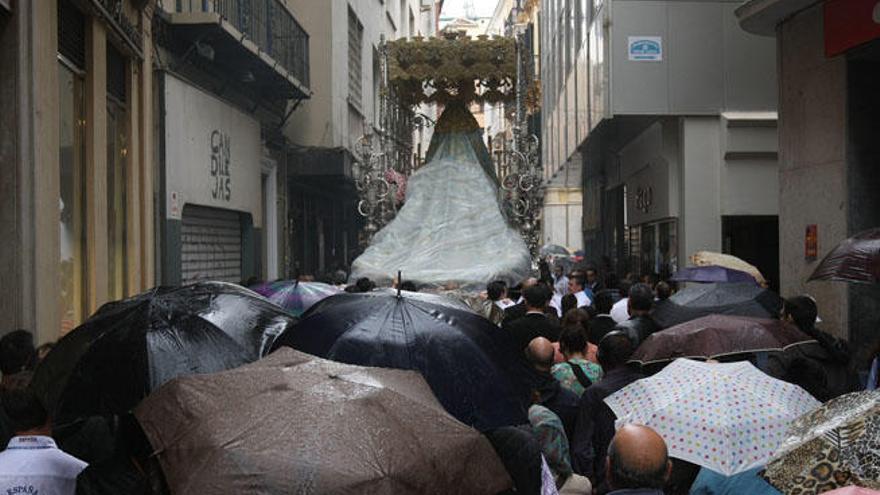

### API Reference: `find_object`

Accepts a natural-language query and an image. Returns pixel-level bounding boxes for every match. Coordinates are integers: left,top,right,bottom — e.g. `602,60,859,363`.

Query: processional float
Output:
352,30,544,260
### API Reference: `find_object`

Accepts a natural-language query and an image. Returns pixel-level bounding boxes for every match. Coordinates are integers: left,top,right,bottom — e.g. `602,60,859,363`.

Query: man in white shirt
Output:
552,265,569,296
567,274,593,308
0,387,87,495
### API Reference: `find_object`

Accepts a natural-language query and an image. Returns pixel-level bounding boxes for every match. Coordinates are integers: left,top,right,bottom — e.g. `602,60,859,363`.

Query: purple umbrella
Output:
671,265,758,285
251,280,341,317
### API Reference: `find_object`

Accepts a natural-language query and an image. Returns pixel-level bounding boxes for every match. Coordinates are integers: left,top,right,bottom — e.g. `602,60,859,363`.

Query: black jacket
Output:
503,313,561,351
615,315,659,347
589,315,617,345
571,366,645,491
532,372,580,441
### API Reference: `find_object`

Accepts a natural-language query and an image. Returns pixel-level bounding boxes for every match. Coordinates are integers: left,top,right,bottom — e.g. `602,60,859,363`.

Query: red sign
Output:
805,225,818,261
825,0,880,57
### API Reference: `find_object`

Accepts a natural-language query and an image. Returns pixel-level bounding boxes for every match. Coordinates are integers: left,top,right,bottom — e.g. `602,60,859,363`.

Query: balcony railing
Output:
176,0,310,88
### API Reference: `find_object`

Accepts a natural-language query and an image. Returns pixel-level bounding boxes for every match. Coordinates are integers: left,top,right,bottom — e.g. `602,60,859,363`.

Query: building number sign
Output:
210,130,232,201
635,186,653,213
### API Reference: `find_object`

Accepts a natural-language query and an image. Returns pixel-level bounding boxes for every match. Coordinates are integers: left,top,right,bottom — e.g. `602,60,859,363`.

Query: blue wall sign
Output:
628,36,663,61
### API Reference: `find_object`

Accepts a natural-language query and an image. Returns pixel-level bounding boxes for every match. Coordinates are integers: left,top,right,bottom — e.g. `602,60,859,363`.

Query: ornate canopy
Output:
387,35,517,106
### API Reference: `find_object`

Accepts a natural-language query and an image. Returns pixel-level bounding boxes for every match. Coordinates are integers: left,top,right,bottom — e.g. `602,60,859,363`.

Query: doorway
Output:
722,215,779,292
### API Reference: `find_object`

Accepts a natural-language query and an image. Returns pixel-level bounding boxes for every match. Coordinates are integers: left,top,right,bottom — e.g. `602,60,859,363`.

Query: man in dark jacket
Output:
614,283,659,347
571,331,643,492
525,337,580,440
503,285,561,350
589,291,618,344
501,278,538,325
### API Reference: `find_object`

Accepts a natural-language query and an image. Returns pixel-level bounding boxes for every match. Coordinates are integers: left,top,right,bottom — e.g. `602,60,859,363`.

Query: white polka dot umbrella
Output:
605,359,820,476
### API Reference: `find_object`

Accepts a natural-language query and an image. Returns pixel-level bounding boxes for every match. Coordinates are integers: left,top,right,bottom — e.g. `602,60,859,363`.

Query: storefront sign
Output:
628,36,662,61
163,74,261,226
805,224,818,261
210,130,233,201
824,0,880,57
635,186,654,213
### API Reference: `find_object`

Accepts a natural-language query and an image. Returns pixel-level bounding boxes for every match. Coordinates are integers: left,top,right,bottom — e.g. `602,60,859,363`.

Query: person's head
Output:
618,278,633,299
523,285,552,311
525,337,556,373
561,308,590,330
399,280,418,292
594,290,615,315
606,424,672,491
561,293,578,315
782,296,818,334
654,281,672,301
554,265,564,277
522,277,539,289
568,274,586,294
628,283,655,316
1,386,49,435
355,277,375,293
0,330,36,377
559,325,589,359
487,281,507,301
597,331,635,370
586,268,598,284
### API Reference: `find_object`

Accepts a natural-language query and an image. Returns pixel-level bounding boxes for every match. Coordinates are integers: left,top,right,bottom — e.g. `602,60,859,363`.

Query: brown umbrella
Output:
134,348,511,495
631,314,815,365
763,390,880,493
808,228,880,284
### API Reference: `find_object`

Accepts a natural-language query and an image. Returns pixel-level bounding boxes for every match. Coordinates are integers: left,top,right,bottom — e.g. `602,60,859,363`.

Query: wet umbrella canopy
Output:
31,282,296,421
808,227,880,284
652,282,783,329
670,265,758,285
631,315,815,365
272,291,533,431
251,280,342,317
135,348,512,495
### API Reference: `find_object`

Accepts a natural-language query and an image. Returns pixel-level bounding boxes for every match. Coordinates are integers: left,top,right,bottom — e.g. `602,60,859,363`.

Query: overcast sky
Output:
440,0,498,19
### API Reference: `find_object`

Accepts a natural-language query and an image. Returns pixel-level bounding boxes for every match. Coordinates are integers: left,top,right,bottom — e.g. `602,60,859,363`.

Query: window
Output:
58,0,87,334
348,7,363,110
399,0,406,35
409,8,415,38
107,43,128,301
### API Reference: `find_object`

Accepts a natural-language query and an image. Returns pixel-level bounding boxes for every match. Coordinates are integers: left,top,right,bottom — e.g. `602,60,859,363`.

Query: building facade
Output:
1,0,156,341
152,0,310,286
541,0,779,286
737,0,880,350
283,0,438,279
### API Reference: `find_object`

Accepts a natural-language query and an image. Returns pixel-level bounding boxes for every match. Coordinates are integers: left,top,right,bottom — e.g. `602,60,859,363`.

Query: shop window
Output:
59,64,87,333
107,44,128,301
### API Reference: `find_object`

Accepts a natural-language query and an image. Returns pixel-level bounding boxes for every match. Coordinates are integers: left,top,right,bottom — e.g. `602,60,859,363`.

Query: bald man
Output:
605,425,672,495
525,337,579,440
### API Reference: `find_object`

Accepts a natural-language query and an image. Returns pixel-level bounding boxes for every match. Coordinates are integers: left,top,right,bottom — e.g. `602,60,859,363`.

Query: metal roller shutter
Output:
181,205,242,285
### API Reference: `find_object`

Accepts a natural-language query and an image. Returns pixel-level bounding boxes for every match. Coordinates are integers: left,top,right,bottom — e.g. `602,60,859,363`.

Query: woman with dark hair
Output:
766,295,859,401
551,323,603,397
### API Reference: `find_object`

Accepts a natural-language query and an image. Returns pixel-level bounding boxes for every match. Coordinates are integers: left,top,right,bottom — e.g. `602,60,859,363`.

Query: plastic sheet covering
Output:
651,282,783,329
763,390,880,492
271,290,534,431
135,348,512,495
31,282,296,422
631,315,814,364
808,227,880,284
349,127,531,290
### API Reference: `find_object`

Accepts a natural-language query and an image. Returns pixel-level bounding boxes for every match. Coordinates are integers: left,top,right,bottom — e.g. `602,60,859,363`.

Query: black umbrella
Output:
651,282,783,329
31,282,296,422
808,227,880,284
271,291,534,431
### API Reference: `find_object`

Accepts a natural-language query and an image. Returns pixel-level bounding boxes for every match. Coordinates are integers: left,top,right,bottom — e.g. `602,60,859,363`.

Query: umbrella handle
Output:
397,270,402,298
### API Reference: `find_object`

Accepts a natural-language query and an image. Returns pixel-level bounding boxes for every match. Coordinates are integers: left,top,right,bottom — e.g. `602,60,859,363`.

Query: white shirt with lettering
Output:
0,436,87,495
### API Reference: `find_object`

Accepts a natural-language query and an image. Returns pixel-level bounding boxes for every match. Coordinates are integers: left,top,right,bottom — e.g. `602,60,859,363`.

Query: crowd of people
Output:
475,261,870,495
0,260,874,495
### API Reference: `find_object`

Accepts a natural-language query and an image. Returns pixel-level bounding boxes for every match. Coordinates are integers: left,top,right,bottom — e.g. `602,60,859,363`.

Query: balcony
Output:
167,0,310,100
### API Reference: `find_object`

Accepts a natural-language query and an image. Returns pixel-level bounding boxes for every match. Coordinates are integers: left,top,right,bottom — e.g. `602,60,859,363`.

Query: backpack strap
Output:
566,361,593,389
